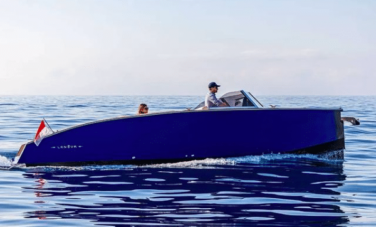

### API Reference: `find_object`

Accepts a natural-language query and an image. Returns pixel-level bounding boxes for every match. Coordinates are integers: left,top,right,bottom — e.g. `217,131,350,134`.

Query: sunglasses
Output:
144,107,149,110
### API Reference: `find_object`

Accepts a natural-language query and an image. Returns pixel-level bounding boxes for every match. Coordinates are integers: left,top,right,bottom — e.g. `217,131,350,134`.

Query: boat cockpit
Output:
193,90,263,110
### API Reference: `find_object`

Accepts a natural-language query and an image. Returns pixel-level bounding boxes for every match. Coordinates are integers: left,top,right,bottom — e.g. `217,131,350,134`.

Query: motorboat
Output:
13,90,359,167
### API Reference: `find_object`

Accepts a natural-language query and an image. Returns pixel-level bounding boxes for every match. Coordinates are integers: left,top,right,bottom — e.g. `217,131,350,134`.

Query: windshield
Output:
220,91,255,107
193,90,259,110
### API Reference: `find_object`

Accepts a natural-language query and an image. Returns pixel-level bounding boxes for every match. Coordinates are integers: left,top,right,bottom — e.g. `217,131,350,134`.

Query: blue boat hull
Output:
16,108,344,166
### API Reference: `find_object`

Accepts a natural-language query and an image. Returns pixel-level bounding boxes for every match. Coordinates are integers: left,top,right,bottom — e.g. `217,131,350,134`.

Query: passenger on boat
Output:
138,103,149,115
205,82,228,109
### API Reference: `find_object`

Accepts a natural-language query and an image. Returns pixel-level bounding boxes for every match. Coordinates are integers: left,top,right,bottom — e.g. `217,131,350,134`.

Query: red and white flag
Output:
34,120,53,146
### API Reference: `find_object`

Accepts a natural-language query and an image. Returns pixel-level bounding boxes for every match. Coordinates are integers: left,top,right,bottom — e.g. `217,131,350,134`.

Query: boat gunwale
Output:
24,107,343,145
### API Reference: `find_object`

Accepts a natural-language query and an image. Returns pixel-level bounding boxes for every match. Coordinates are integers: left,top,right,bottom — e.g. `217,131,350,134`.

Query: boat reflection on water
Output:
22,155,349,226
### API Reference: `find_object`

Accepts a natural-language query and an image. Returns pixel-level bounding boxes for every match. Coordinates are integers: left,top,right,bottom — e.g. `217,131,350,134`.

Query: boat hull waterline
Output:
14,108,345,167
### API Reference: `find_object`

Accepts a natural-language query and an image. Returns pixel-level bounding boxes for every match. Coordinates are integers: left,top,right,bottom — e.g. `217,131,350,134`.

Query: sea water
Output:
0,95,375,226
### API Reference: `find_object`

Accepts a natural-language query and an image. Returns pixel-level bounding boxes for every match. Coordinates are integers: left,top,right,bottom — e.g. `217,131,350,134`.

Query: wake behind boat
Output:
13,90,359,167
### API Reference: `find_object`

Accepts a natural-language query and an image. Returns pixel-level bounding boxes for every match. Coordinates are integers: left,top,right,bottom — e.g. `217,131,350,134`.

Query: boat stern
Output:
335,109,345,140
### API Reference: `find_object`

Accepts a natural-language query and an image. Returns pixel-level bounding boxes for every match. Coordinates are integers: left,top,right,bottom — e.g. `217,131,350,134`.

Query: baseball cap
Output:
208,82,220,88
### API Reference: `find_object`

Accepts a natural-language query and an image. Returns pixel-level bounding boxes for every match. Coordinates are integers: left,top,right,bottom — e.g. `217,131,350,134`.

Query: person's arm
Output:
219,101,228,107
208,93,223,107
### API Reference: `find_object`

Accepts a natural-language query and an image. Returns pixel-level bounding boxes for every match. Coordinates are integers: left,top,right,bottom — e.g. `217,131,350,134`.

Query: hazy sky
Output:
0,0,375,95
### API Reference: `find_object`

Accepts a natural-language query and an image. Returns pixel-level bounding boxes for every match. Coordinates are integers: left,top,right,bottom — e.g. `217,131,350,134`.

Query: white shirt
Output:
205,92,223,109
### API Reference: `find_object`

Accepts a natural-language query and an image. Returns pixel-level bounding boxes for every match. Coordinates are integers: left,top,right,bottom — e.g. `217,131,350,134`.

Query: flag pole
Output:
43,118,54,133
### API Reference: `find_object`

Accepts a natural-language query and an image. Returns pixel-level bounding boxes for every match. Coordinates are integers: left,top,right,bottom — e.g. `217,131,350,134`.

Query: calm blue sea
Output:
0,95,375,226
